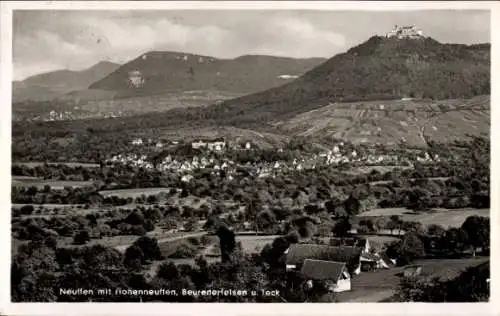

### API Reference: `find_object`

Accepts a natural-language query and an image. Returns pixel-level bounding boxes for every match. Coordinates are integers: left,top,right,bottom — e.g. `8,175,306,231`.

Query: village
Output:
104,137,440,181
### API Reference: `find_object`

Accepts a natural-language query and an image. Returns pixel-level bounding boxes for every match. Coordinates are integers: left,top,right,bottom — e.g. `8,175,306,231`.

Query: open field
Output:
98,187,170,198
369,177,450,186
345,165,412,176
147,234,281,269
358,208,490,228
12,177,95,189
336,257,489,302
115,231,208,252
58,230,203,251
237,235,281,254
13,162,100,168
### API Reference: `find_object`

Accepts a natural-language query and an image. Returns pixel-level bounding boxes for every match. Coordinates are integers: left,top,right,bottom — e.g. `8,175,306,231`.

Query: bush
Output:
200,235,213,245
143,220,155,232
168,242,198,259
131,225,147,236
73,230,91,245
133,236,164,262
124,244,144,271
126,211,145,226
20,205,34,215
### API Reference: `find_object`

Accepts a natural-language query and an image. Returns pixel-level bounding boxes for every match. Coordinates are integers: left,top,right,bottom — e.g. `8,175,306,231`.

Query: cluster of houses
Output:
191,140,227,151
115,138,442,181
130,138,180,147
283,238,396,293
44,110,89,121
106,153,154,169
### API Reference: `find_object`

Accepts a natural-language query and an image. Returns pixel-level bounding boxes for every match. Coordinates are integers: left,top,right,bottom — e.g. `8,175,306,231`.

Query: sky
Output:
13,9,490,81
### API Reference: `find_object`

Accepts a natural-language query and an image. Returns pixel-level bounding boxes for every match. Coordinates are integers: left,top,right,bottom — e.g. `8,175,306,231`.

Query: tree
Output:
11,241,59,302
183,219,198,232
426,224,446,237
20,204,35,215
73,230,90,245
256,210,277,232
332,217,351,237
443,227,469,253
168,242,198,259
344,195,361,215
387,233,425,266
83,245,124,271
124,244,144,271
402,221,423,234
461,216,489,255
146,195,158,204
156,261,180,280
126,211,145,226
217,225,236,263
132,225,147,236
143,220,155,232
132,236,164,262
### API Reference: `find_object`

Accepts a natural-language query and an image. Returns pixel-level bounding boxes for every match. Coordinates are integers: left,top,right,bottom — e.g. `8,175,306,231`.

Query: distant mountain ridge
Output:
89,51,326,96
13,61,121,102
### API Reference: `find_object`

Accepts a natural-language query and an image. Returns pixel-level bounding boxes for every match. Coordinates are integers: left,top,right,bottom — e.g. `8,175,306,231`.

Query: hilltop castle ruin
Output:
386,25,424,39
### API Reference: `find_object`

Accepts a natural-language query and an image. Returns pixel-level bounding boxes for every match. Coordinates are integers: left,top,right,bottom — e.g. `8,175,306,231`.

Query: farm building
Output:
285,244,362,275
326,237,392,271
207,141,226,151
131,138,143,145
191,140,207,149
359,252,394,271
301,259,351,293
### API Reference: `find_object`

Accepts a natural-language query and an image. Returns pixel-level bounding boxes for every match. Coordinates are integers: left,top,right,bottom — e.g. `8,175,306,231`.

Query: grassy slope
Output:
358,207,490,228
273,95,489,147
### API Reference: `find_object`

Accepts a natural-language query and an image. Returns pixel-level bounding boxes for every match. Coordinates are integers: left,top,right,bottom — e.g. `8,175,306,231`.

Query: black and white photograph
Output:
1,1,498,313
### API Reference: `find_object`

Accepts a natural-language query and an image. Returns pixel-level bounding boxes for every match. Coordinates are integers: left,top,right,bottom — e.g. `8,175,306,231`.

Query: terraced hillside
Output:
273,96,489,147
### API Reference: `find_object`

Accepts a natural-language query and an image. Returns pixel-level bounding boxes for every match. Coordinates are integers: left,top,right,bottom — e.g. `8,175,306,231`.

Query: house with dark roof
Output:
301,259,352,292
285,244,362,275
379,251,397,268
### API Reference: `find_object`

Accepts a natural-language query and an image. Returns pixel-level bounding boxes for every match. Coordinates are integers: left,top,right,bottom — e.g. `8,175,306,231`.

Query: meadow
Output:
13,162,100,168
358,207,490,228
237,235,281,254
98,187,170,198
12,176,95,189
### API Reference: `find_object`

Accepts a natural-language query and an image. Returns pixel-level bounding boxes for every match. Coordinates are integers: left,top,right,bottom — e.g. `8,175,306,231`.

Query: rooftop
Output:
286,243,362,266
301,259,347,281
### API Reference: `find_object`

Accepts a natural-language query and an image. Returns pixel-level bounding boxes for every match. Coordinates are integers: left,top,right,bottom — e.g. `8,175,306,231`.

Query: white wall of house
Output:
353,262,361,275
333,279,351,292
286,264,296,271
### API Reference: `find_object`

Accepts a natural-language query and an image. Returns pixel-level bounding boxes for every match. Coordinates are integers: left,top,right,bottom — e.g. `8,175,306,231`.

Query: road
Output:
114,231,207,252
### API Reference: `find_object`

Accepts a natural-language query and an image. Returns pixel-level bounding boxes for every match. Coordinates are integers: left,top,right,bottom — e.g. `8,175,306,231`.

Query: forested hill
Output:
208,36,490,124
